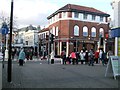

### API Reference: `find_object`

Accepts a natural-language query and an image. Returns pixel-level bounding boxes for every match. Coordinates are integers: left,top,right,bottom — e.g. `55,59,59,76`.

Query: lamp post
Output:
5,34,8,60
7,0,14,82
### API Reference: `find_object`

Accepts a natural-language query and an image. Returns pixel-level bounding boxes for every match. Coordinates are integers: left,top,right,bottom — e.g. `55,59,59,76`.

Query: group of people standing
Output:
61,49,113,66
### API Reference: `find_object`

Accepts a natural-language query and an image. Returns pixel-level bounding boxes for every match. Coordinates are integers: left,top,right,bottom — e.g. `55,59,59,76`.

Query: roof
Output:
38,28,49,33
47,4,110,19
18,25,37,32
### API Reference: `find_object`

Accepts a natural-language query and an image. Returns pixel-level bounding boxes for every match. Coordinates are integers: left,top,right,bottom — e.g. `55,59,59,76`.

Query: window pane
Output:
100,16,103,21
74,25,79,36
91,27,96,37
83,26,88,36
99,28,104,37
74,12,79,18
83,14,87,19
92,15,96,20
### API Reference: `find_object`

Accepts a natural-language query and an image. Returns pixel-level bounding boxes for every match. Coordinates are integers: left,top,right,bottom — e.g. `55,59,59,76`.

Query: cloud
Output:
0,0,59,29
0,0,113,29
13,0,59,28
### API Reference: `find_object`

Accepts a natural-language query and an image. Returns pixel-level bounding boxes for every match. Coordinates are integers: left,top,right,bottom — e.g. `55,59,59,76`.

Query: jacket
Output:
18,50,25,60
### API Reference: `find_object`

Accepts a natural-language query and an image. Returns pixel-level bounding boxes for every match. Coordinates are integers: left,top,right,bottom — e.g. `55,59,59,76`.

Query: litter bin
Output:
51,59,54,64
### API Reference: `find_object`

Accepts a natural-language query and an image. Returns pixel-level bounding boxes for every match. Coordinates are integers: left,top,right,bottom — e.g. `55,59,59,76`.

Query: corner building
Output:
39,4,110,57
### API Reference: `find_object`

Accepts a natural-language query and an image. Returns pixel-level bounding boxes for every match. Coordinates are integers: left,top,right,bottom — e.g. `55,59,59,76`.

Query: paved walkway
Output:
2,61,119,89
0,62,2,90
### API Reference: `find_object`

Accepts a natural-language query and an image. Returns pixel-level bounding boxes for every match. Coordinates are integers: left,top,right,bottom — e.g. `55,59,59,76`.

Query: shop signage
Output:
105,56,120,80
118,38,120,56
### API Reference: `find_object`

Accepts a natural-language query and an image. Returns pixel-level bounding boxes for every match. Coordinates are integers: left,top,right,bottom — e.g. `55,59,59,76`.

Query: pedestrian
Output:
18,48,26,66
102,51,107,65
29,49,33,60
99,49,103,64
70,51,76,65
75,52,80,64
106,49,113,63
94,50,99,64
26,49,30,60
84,50,89,64
79,50,85,64
88,49,94,66
11,48,16,60
50,50,55,64
61,50,66,64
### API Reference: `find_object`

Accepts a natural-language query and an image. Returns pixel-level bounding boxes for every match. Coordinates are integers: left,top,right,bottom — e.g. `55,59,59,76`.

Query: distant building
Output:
13,25,39,53
39,4,110,56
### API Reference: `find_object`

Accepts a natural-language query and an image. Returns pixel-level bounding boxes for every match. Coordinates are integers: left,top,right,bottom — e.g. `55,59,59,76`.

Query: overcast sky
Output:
0,0,113,29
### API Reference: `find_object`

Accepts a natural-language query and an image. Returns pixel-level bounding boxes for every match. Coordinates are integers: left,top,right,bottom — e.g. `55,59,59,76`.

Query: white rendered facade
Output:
111,0,120,56
14,29,38,48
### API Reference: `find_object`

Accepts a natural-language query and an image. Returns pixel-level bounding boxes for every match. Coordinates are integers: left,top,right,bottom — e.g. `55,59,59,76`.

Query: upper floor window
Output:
91,27,96,37
74,12,79,18
74,25,79,36
52,26,55,35
92,15,96,21
62,12,67,18
83,13,88,20
83,26,88,36
99,28,104,37
56,27,59,36
100,16,104,22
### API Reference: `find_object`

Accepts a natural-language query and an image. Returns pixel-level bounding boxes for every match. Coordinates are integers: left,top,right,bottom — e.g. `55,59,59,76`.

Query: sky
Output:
0,0,113,29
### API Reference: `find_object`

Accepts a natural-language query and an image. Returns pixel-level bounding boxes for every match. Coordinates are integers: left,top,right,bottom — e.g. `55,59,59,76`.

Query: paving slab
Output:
0,62,2,90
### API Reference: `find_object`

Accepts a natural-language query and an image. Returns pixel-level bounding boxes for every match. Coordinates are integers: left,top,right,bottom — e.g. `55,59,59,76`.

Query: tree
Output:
0,11,18,31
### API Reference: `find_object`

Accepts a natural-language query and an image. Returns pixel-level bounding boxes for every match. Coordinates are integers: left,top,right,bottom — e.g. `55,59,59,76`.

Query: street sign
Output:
105,56,120,80
1,23,9,35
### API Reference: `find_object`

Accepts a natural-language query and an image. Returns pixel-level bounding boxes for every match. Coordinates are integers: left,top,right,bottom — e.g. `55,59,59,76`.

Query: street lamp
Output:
7,0,14,82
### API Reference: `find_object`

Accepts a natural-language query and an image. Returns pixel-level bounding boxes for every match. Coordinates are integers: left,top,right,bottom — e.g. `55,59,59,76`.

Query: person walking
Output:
61,50,66,64
18,48,26,66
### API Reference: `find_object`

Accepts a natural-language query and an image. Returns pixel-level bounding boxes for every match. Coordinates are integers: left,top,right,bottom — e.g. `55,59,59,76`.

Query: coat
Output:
50,51,55,60
18,50,25,61
70,52,76,59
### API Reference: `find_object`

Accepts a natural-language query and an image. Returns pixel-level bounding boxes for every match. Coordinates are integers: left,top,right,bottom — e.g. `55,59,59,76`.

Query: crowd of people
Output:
61,49,113,66
10,47,113,66
11,48,37,66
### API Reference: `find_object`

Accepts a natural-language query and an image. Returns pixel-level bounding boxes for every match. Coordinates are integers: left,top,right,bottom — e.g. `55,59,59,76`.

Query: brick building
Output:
39,4,110,57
